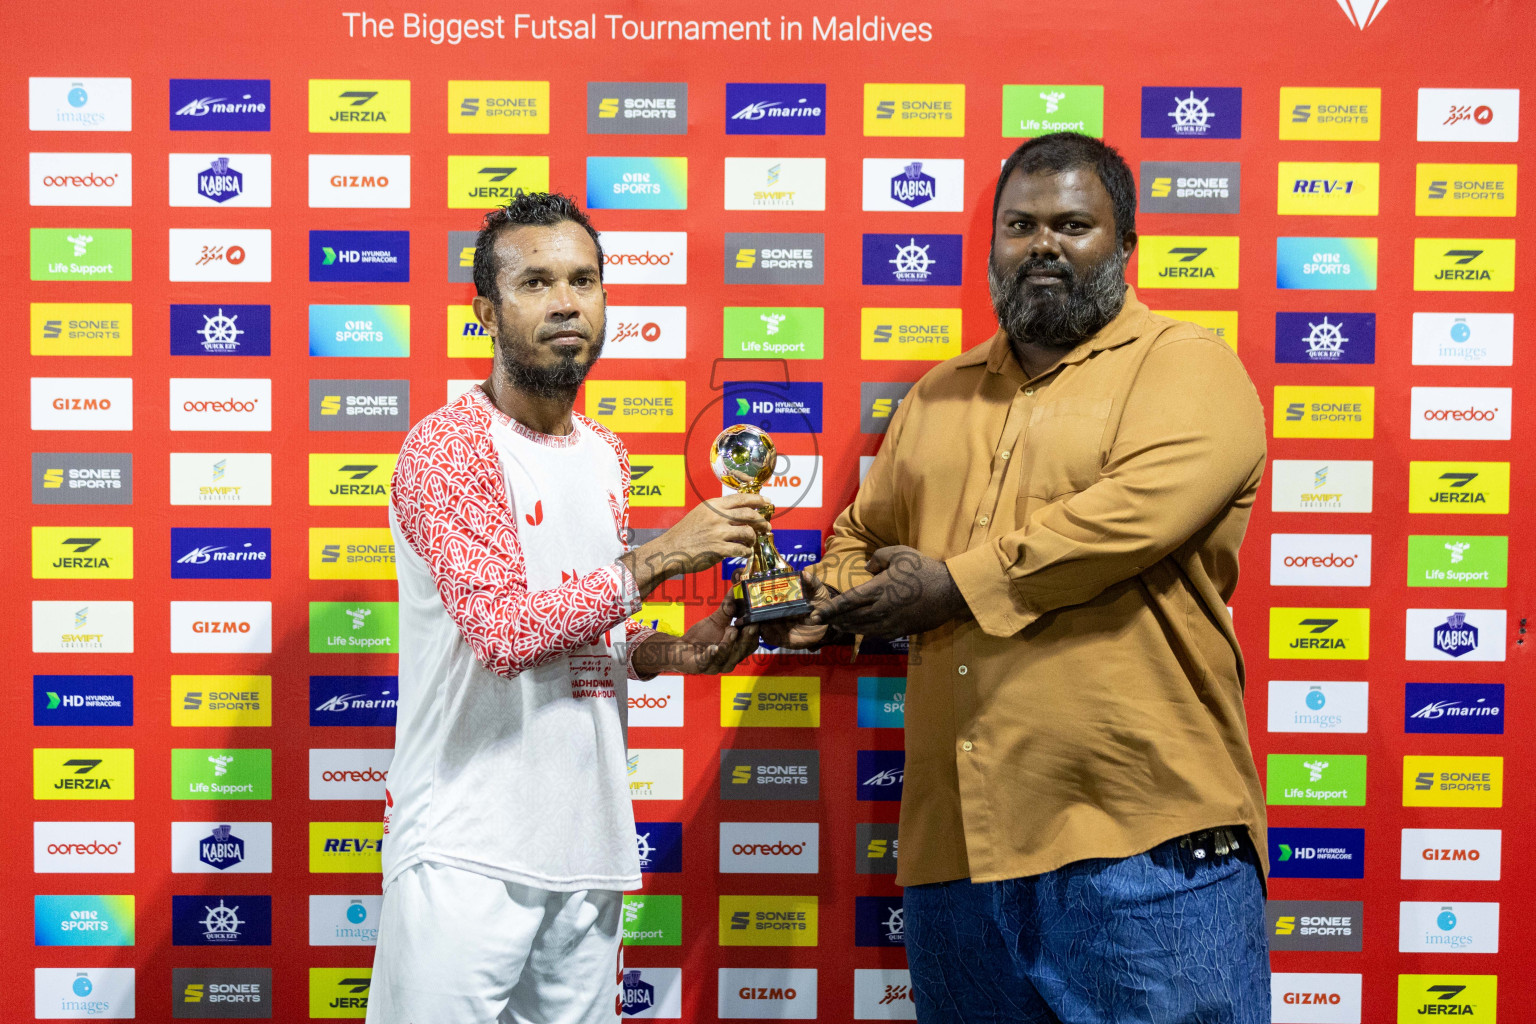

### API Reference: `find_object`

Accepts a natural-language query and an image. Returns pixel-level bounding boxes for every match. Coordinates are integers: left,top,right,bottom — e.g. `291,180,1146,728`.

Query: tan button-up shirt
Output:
815,289,1268,886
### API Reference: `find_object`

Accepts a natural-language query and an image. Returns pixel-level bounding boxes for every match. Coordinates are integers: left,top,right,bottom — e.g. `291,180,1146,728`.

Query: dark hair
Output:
473,192,604,303
992,133,1137,244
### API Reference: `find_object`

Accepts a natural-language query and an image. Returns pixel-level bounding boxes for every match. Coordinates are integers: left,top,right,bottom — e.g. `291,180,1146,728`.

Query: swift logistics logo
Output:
1266,754,1367,806
722,307,824,359
308,154,412,208
723,382,823,432
30,228,131,282
720,749,820,800
309,822,385,873
307,894,382,946
32,601,134,654
32,453,132,506
724,157,826,211
168,453,272,506
171,676,272,728
861,383,914,432
1404,756,1503,808
30,376,134,430
587,156,688,210
308,305,410,357
721,676,820,728
625,749,684,801
1269,608,1370,660
310,677,398,727
170,748,272,800
31,527,133,580
860,308,962,360
1141,87,1241,138
1409,387,1511,441
719,895,819,946
1137,236,1239,289
862,157,964,212
1412,312,1514,367
308,79,409,132
310,528,395,580
29,302,131,357
1266,900,1363,952
310,380,410,432
308,454,397,505
1274,312,1375,364
622,894,682,945
1273,385,1374,439
864,83,965,137
862,235,962,286
726,232,825,285
172,895,272,946
33,895,135,947
1276,237,1378,290
310,231,409,283
171,528,271,580
726,83,826,135
1407,536,1507,588
1408,462,1510,514
1413,238,1515,291
1416,163,1516,217
446,156,550,208
719,822,819,874
170,304,270,356
1277,162,1380,216
448,80,549,133
34,675,133,727
1268,827,1365,879
587,82,687,134
1395,975,1497,1024
1400,828,1502,881
170,79,269,130
1003,85,1103,137
586,380,686,432
34,748,135,800
308,968,372,1018
30,76,132,132
309,602,399,654
1417,88,1519,143
1405,609,1506,662
1280,86,1380,140
1140,161,1240,214
1266,680,1368,735
1405,683,1504,735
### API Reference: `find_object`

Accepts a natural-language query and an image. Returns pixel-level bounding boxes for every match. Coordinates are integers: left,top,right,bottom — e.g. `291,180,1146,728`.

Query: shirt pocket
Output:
1017,396,1113,502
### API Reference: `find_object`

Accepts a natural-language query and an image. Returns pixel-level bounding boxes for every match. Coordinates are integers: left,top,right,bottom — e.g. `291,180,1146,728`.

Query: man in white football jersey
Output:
369,193,765,1024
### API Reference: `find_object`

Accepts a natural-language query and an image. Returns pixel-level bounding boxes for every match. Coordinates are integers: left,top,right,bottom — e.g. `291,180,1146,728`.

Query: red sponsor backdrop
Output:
3,0,1534,1018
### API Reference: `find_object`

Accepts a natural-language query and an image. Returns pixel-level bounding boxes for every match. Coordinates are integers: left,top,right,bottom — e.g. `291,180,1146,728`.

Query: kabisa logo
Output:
1276,237,1379,290
723,382,823,433
1275,312,1375,364
1273,385,1375,439
445,156,550,208
199,824,246,870
857,750,905,801
890,161,936,207
587,82,688,135
1417,88,1520,143
195,157,243,203
310,380,410,433
33,894,136,947
1136,236,1239,289
720,749,820,801
1407,535,1507,589
170,304,271,356
309,79,410,133
167,153,272,208
308,969,372,1017
30,77,132,132
1280,87,1380,141
310,230,410,283
30,227,132,282
34,675,133,727
634,822,683,873
310,676,399,727
1416,163,1517,217
1404,755,1504,809
861,234,963,286
1002,84,1105,137
725,232,825,285
447,80,549,134
171,527,271,581
1276,162,1379,216
1413,238,1516,292
861,157,964,212
1140,86,1242,138
726,83,826,135
170,79,270,131
1268,827,1366,879
1268,608,1370,660
1405,683,1504,736
172,895,272,946
854,897,905,947
864,83,965,137
1140,161,1242,214
1408,462,1510,515
719,895,819,947
618,968,683,1018
1433,612,1479,659
587,156,688,210
32,526,133,580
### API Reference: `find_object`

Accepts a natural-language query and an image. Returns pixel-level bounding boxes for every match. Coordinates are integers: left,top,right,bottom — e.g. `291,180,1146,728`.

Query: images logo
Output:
309,454,396,506
1141,87,1241,138
719,749,820,801
1416,163,1516,217
31,527,133,580
857,750,905,801
864,83,964,136
1277,162,1379,216
448,80,548,133
1266,680,1367,734
310,602,399,654
628,456,686,507
30,228,131,282
727,83,825,135
1397,902,1500,954
861,234,962,286
308,154,412,209
309,822,385,873
35,967,136,1019
587,156,688,210
722,307,825,359
723,383,823,433
446,156,550,208
1269,827,1365,879
34,895,136,947
30,77,133,132
634,822,683,873
1268,608,1370,660
172,895,272,946
32,453,132,506
1267,754,1366,806
309,79,409,133
1405,683,1504,736
622,894,682,946
1280,87,1380,140
34,748,135,800
1265,900,1363,952
600,231,687,285
1276,237,1379,290
1274,312,1375,364
307,895,382,946
1406,609,1505,662
310,230,410,283
1403,756,1503,808
170,304,271,356
721,676,820,728
1140,161,1241,214
310,676,399,727
1406,535,1506,589
718,895,819,946
724,157,827,211
1400,829,1502,882
726,232,825,285
170,79,270,131
1002,84,1103,137
587,82,687,135
1137,236,1239,289
167,153,272,207
1417,88,1519,143
1408,462,1509,514
171,528,271,580
1413,238,1516,292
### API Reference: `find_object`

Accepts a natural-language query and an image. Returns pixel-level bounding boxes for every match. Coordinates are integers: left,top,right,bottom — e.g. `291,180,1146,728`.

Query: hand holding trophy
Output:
710,425,813,623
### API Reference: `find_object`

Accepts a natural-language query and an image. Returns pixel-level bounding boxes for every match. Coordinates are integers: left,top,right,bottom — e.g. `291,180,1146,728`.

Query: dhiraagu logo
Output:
1267,753,1367,806
309,602,399,654
1136,236,1239,289
171,748,273,800
1408,462,1510,515
1413,238,1516,292
586,156,687,210
1002,85,1104,137
585,381,686,432
860,308,962,360
723,307,824,359
1269,608,1370,660
721,676,820,728
857,677,906,728
1407,536,1507,588
1276,237,1378,290
622,894,682,945
308,305,410,357
34,895,135,946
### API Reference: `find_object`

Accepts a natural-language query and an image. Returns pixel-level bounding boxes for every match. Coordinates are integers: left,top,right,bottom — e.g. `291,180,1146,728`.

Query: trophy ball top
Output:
711,424,778,491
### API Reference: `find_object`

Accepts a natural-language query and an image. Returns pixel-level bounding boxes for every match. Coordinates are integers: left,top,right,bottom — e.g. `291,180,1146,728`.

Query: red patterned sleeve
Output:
392,411,638,678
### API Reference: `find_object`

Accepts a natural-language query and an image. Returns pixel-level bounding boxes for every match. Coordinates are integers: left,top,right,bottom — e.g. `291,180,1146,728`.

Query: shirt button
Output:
1000,451,1011,460
962,741,974,752
1024,387,1035,396
978,515,990,526
957,665,968,676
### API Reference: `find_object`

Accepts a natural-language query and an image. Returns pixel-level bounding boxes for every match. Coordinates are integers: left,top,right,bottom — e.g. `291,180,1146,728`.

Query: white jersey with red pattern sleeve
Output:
383,386,650,892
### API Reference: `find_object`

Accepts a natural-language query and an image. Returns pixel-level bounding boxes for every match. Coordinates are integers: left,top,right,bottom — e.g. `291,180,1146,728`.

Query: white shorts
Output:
366,862,622,1024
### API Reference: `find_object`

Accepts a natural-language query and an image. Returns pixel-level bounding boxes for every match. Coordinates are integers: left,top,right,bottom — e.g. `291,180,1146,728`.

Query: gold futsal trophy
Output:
711,425,812,623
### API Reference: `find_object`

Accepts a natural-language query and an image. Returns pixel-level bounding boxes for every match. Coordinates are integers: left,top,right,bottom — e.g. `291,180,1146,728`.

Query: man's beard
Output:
499,323,606,400
989,247,1128,350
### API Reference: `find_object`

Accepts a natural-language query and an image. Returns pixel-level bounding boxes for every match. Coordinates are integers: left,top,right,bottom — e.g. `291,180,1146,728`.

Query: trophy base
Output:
736,572,812,624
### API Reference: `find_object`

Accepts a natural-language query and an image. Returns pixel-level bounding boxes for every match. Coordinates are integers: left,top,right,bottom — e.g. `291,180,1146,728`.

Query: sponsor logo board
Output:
634,822,683,874
34,967,136,1019
167,229,272,282
172,676,272,728
309,230,410,283
31,377,133,430
169,79,270,131
1137,235,1239,289
586,380,686,432
167,153,270,207
308,154,411,208
861,158,963,212
30,302,132,357
168,378,270,431
1404,609,1505,662
724,157,825,211
34,821,134,873
1270,460,1373,514
309,454,396,506
170,602,272,654
1270,534,1371,587
587,82,687,135
1277,162,1379,216
605,305,687,360
30,77,132,131
861,234,961,286
446,155,549,208
171,822,272,873
1274,312,1375,364
1271,973,1361,1024
1266,680,1367,734
1394,975,1496,1024
31,526,133,580
309,601,398,654
1268,608,1370,660
310,528,395,580
171,528,271,580
170,304,271,356
1413,238,1516,292
1405,683,1504,735
622,894,681,945
1273,385,1374,438
1416,163,1517,217
1408,462,1509,514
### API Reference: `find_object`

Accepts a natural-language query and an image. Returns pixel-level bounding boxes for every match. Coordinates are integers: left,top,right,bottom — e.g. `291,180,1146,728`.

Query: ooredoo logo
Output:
34,821,135,873
598,231,687,285
309,748,393,800
628,676,682,728
168,378,271,432
720,822,819,874
31,153,134,207
1270,535,1371,588
1409,387,1512,440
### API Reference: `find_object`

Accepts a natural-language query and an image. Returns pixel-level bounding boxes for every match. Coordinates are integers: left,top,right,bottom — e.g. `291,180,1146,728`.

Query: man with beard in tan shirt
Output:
768,133,1270,1023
